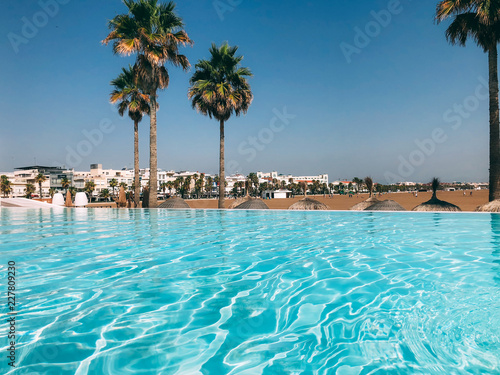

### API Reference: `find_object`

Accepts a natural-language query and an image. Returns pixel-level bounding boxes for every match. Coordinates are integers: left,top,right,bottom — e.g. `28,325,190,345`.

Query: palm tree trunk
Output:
134,120,140,208
39,183,42,199
489,45,500,201
149,96,158,208
219,119,225,209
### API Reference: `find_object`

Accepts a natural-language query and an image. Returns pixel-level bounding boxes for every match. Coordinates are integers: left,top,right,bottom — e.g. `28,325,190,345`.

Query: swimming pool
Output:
1,208,499,374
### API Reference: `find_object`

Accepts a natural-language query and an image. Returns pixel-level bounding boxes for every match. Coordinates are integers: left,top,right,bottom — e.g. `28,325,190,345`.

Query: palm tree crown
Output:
111,65,150,122
188,42,253,122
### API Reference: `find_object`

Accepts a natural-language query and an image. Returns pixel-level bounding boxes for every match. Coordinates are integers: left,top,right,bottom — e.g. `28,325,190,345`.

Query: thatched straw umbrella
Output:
65,192,73,207
228,196,251,209
412,178,461,212
476,200,500,212
288,197,329,210
364,200,406,211
158,197,190,209
350,196,379,211
234,198,269,210
117,186,127,208
350,176,379,210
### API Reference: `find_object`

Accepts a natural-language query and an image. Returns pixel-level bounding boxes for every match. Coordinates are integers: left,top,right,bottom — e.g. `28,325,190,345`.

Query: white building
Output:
257,171,328,185
85,164,135,196
261,189,292,199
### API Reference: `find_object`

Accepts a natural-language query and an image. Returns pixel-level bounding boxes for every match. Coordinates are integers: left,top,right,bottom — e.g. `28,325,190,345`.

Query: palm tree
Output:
166,180,174,196
365,177,374,197
85,181,95,201
205,176,213,198
247,173,259,196
352,177,363,192
436,1,500,201
25,183,36,199
103,0,193,208
173,178,182,196
68,186,77,197
1,175,12,198
48,188,56,199
182,176,192,198
109,178,118,197
160,182,168,198
188,43,253,208
100,189,111,201
298,181,307,196
34,173,46,199
195,175,204,198
110,65,150,208
61,177,70,193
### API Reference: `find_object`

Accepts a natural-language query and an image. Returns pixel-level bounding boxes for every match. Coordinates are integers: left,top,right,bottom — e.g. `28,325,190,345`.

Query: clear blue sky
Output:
0,0,491,183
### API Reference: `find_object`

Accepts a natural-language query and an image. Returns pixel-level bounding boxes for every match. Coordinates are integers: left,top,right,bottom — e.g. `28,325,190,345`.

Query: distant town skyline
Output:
1,0,490,184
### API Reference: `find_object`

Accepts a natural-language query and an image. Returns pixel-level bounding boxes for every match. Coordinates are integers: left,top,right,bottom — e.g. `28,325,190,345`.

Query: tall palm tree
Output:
1,175,12,198
182,176,192,198
299,181,307,196
100,189,111,201
173,178,181,196
61,177,70,193
25,183,36,199
365,177,374,198
85,181,95,201
103,0,192,208
352,177,363,192
205,176,213,198
109,178,118,197
34,173,46,199
436,0,500,201
189,43,253,208
166,180,174,196
160,182,168,198
110,65,150,208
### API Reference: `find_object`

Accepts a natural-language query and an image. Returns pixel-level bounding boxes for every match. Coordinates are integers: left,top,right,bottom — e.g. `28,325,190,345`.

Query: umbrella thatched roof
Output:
234,198,269,210
65,192,72,207
364,200,406,211
413,177,461,212
476,200,500,212
413,197,461,212
350,196,379,211
117,186,127,208
288,197,329,210
158,197,190,209
228,196,251,209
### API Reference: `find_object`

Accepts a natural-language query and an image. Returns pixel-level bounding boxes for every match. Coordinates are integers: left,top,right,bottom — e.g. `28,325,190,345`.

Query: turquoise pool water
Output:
1,208,500,374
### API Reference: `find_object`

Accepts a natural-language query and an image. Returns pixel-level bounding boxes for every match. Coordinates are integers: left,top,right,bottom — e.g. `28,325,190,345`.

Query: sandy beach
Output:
186,190,489,212
73,189,489,211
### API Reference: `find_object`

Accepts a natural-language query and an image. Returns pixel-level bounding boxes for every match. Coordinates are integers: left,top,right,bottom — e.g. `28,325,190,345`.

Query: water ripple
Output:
1,209,499,374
